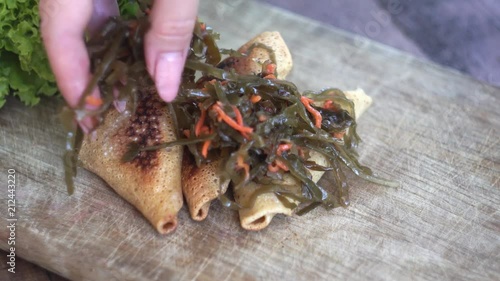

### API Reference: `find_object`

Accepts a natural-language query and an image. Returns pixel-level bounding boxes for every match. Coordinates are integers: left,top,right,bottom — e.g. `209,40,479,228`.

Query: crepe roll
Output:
220,31,293,79
79,83,183,235
234,149,329,231
235,89,372,231
181,159,229,221
344,88,373,120
234,174,301,230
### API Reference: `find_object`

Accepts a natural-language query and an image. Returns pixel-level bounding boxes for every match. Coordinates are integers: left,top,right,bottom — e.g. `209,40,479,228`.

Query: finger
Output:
88,0,120,37
39,0,94,108
145,0,199,102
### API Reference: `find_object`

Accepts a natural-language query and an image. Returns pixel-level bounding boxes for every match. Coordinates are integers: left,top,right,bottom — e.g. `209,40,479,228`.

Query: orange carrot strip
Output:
267,160,289,172
197,125,212,158
232,105,243,125
232,105,251,139
250,95,262,103
301,96,322,128
201,140,211,158
199,126,210,135
275,160,289,171
195,106,207,136
324,100,333,109
323,100,339,111
263,74,276,80
212,104,254,134
266,63,277,74
276,143,292,155
85,96,103,107
268,162,280,173
333,131,345,139
183,129,191,138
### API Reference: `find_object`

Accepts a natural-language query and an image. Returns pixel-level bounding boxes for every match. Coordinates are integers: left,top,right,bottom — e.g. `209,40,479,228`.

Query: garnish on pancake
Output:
61,12,398,233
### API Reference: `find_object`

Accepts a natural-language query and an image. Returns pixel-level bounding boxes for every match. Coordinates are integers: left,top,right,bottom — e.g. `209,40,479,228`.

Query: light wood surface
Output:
1,1,499,280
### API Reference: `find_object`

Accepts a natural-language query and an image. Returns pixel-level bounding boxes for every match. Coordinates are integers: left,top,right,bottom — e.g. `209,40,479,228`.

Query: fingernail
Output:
113,87,127,113
113,100,127,113
78,117,98,135
78,119,91,134
154,52,184,102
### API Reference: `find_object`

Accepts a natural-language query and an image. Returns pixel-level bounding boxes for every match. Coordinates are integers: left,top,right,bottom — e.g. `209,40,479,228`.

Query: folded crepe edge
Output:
235,150,329,231
235,175,300,231
79,90,183,235
236,89,372,231
181,158,230,221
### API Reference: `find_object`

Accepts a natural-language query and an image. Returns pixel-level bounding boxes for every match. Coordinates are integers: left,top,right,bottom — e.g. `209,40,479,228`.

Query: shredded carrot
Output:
267,159,289,173
268,162,280,173
232,105,243,125
324,100,333,109
263,74,276,80
183,129,191,138
199,126,210,135
201,140,211,158
275,160,289,171
200,126,213,158
276,143,292,155
301,96,322,128
265,63,277,74
231,105,250,139
324,100,339,111
333,131,345,139
236,155,250,181
208,79,217,85
250,94,262,103
195,106,207,136
212,103,253,134
232,105,250,139
85,96,103,107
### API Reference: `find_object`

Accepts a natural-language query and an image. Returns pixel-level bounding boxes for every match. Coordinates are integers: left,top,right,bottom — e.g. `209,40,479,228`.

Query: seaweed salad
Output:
61,4,398,216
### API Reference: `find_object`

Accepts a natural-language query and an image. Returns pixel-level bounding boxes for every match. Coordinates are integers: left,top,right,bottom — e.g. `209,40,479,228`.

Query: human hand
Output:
39,0,198,131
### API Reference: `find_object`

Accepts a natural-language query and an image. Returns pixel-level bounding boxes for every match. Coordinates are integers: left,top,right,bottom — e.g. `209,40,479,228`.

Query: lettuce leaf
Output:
0,0,139,108
118,0,141,18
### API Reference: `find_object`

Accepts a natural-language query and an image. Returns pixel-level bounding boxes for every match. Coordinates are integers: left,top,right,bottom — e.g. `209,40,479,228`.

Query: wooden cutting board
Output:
1,1,499,280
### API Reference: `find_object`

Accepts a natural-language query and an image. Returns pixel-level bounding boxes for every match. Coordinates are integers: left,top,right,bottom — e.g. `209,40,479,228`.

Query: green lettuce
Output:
0,0,139,108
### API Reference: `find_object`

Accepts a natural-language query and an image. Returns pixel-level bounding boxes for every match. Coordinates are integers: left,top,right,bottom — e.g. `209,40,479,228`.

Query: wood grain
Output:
1,1,499,280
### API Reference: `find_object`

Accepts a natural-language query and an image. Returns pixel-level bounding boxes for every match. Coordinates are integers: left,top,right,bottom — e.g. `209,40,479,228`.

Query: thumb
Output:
145,0,199,102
